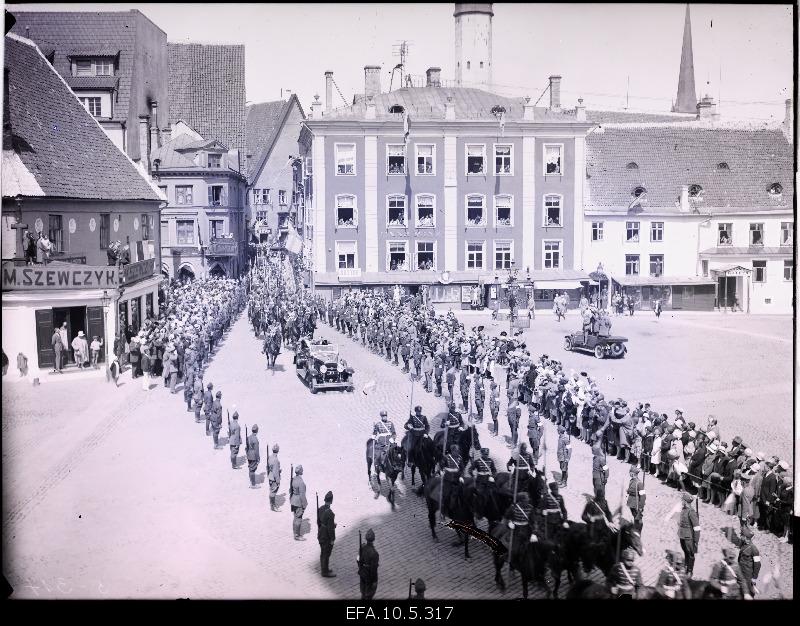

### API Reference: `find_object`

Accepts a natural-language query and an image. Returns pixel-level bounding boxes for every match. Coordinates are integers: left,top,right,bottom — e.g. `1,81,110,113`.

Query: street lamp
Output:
100,289,112,382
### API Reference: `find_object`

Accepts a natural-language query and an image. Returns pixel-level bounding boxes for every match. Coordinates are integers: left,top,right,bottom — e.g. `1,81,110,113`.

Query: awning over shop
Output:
614,275,717,287
533,280,584,290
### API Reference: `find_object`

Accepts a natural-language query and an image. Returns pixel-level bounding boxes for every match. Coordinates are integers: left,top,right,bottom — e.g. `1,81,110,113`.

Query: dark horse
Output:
433,423,482,468
366,440,406,510
568,579,716,599
423,474,476,559
401,432,437,489
263,328,281,369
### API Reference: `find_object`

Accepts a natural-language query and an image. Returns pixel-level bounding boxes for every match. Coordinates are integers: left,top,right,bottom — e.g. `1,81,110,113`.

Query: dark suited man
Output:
317,491,337,577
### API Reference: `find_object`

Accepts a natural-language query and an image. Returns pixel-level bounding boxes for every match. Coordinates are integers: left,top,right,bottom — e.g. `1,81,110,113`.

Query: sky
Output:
8,2,795,122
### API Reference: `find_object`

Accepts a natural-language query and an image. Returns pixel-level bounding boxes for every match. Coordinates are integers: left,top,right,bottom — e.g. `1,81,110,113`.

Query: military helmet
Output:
365,528,376,542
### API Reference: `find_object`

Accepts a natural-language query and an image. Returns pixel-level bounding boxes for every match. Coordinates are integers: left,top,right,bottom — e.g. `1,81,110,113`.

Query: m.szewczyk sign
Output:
1,262,120,291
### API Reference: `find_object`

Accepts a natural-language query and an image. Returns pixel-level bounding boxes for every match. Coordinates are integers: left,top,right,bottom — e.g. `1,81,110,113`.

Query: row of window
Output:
334,143,564,177
41,213,152,253
624,254,665,277
590,221,663,243
252,189,288,205
752,260,793,283
158,185,229,207
717,222,793,247
162,219,227,246
335,193,564,229
336,240,521,272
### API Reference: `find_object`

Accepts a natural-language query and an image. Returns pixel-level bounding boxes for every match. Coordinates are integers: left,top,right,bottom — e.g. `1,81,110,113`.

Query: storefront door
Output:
34,306,104,368
717,276,737,309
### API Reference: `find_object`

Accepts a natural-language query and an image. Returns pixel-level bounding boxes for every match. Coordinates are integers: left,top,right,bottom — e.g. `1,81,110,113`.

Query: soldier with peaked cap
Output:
404,405,430,454
372,410,397,475
246,424,261,489
556,425,571,488
290,465,308,540
267,443,282,511
737,525,761,598
607,547,643,598
678,492,700,577
709,547,747,599
317,491,337,577
211,390,223,449
358,528,380,600
627,465,646,530
228,410,241,469
203,382,214,436
654,550,692,599
192,375,204,422
488,381,501,436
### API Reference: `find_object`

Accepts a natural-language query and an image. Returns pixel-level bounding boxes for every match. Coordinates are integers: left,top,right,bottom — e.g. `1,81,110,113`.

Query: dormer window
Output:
73,57,114,77
632,186,647,198
389,104,405,115
208,153,221,168
768,183,783,197
688,184,703,198
626,162,639,170
717,162,730,171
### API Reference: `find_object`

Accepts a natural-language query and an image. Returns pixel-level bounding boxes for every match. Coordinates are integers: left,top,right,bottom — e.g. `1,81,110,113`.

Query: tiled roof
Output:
168,43,245,161
65,75,119,90
321,86,580,122
150,134,199,169
178,138,227,151
587,110,696,124
585,124,794,210
64,47,120,57
245,99,291,178
3,34,162,202
699,247,793,257
10,11,139,123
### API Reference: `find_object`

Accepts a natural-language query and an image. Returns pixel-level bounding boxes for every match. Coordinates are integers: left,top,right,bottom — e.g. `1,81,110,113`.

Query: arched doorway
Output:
209,263,226,278
178,263,196,282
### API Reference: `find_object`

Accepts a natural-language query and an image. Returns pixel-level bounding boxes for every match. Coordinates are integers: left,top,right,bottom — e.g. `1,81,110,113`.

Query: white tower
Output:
454,3,493,91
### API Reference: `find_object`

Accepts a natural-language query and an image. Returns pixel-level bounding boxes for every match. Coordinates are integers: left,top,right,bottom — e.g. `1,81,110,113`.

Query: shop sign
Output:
2,262,119,291
121,258,156,285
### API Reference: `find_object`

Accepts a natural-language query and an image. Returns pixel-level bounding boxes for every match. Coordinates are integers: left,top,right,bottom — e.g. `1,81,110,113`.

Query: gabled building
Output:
10,10,170,167
245,95,309,248
582,111,794,313
152,123,247,280
2,32,165,379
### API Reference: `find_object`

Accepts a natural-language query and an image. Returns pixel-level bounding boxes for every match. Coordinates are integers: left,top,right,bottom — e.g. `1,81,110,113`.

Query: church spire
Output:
672,4,697,114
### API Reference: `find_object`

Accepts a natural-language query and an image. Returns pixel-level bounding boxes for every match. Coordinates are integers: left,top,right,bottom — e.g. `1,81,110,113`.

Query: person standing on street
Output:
246,424,261,489
678,492,700,578
737,525,761,599
489,381,500,436
268,444,282,511
557,425,571,488
318,491,337,577
192,376,204,422
51,327,64,373
291,465,308,540
211,391,223,449
358,528,380,600
203,383,214,436
627,466,646,530
228,410,241,469
506,399,521,449
591,442,610,515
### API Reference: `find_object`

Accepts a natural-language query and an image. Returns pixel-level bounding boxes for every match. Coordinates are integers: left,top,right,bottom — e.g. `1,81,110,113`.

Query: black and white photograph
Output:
0,1,795,607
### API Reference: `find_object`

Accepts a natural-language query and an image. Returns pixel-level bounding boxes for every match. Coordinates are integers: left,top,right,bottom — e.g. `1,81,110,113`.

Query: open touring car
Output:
563,332,628,359
294,337,355,393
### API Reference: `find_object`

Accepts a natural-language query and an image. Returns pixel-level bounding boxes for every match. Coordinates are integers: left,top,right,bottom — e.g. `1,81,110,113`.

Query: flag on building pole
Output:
197,222,203,252
628,191,647,211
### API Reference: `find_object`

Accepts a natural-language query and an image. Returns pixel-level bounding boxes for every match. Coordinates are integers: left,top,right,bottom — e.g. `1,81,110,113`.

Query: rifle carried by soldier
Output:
357,530,363,576
245,425,250,453
408,578,413,600
227,409,231,436
289,464,294,498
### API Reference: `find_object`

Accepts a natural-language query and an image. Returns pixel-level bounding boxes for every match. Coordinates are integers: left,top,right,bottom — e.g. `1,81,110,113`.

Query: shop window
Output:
649,254,664,277
718,223,732,245
780,222,793,246
752,260,766,283
494,144,512,175
543,240,561,269
591,222,604,241
417,241,435,270
495,241,513,270
544,195,562,226
416,144,434,175
466,242,484,270
466,144,485,175
416,195,435,227
388,241,408,271
626,221,640,243
335,143,355,175
466,195,485,226
544,144,562,175
625,254,640,276
176,220,195,245
749,223,764,246
336,195,357,227
387,144,406,175
650,222,664,242
387,195,407,227
494,195,512,226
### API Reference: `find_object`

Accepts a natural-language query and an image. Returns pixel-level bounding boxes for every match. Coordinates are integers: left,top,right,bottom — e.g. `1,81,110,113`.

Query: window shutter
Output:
207,187,213,206
35,308,55,369
222,186,228,207
86,307,106,364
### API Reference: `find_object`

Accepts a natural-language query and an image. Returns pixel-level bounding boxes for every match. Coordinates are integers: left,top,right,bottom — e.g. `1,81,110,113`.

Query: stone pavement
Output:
1,309,792,599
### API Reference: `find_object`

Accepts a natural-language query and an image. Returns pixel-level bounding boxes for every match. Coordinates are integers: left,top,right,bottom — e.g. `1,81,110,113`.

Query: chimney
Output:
679,185,690,213
149,101,160,148
365,96,377,120
549,75,561,110
324,71,333,112
696,94,717,119
310,94,321,119
364,65,381,99
523,96,534,121
575,97,586,121
445,96,455,120
138,114,150,171
783,98,793,144
161,126,171,144
425,67,442,88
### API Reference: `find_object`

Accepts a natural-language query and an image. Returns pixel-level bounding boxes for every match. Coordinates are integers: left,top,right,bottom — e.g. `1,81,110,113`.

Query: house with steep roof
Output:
151,124,248,280
244,95,309,255
2,32,165,380
10,9,170,167
582,111,794,313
